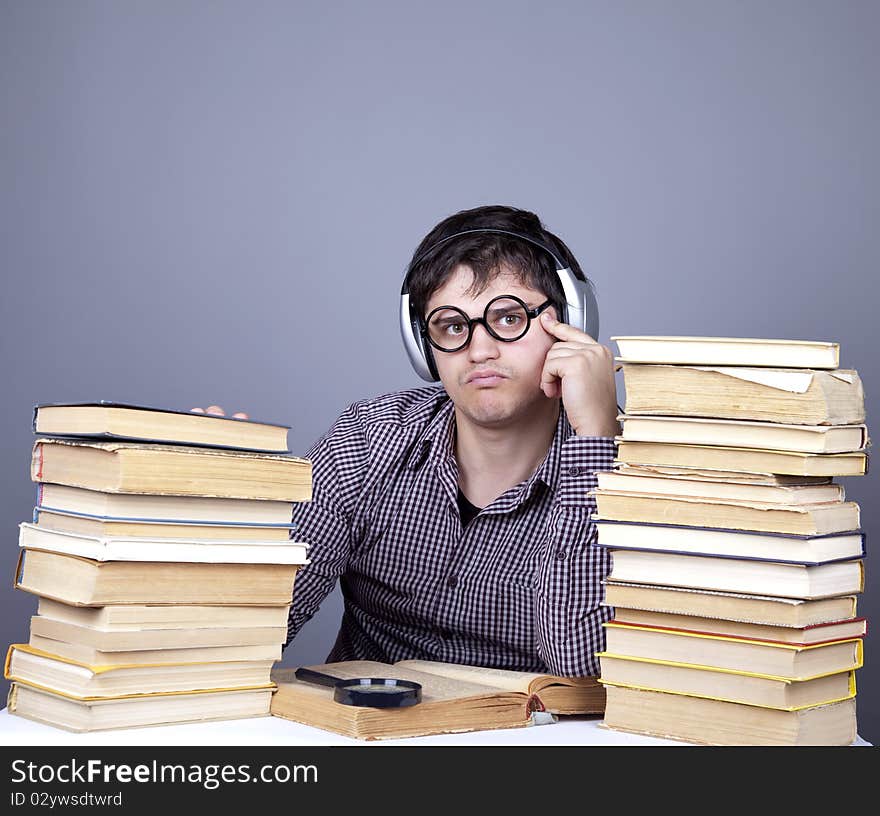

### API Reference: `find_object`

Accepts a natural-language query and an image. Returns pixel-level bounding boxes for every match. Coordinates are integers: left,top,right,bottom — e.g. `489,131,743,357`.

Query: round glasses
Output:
424,294,553,353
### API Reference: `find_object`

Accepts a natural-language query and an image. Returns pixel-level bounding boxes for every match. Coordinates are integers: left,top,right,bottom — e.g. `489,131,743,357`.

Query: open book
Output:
269,659,604,740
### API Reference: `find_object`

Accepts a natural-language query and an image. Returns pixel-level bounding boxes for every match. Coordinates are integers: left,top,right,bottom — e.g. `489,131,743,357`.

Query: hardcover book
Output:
596,467,844,505
5,644,276,698
18,522,310,565
32,507,296,542
616,414,868,454
607,463,835,486
610,336,841,369
28,614,288,651
601,684,857,746
7,683,274,733
592,493,860,537
605,607,866,645
617,364,864,425
597,654,856,710
15,549,302,606
35,483,296,525
600,581,859,627
34,597,291,629
593,518,865,564
33,401,290,453
27,636,282,667
31,438,313,502
614,439,868,477
603,549,864,598
601,621,864,680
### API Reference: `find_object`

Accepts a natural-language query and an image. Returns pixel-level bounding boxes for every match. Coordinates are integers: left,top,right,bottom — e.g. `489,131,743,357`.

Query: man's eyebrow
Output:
430,311,468,323
487,302,523,314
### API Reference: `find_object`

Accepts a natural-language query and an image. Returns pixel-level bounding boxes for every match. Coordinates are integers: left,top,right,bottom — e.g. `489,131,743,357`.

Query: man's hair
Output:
405,205,584,319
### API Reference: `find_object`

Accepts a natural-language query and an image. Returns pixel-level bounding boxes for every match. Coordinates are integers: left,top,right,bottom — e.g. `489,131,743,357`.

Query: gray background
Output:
1,0,877,744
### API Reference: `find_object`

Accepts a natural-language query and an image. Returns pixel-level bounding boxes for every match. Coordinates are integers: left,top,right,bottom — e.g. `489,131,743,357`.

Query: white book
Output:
605,548,864,599
8,684,274,733
18,522,310,565
617,415,868,454
596,469,844,504
35,483,296,525
610,335,840,368
593,517,864,564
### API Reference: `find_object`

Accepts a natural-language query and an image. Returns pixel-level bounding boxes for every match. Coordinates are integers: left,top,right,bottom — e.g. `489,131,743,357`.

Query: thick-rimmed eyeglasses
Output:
423,294,553,353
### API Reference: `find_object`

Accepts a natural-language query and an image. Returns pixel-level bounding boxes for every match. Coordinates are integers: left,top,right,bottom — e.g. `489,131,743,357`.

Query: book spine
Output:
526,693,546,713
13,549,26,592
596,670,857,710
3,643,15,678
603,620,861,648
32,443,44,481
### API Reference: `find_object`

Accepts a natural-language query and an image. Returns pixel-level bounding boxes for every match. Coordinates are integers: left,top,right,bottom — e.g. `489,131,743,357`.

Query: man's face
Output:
425,265,558,429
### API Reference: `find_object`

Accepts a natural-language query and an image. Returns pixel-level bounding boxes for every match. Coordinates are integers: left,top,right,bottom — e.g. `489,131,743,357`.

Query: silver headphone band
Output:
402,228,570,294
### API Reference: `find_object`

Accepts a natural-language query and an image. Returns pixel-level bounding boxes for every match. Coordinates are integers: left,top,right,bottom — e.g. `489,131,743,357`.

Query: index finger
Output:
539,311,599,344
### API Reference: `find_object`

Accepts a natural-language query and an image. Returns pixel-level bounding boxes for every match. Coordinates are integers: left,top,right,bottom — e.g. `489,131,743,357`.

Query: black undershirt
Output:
456,487,483,527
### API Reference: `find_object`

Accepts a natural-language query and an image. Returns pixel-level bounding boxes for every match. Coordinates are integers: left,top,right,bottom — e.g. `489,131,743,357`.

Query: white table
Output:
0,708,871,746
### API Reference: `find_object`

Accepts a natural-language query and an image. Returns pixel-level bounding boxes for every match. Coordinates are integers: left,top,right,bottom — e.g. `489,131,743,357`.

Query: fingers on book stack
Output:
594,337,869,746
6,402,312,733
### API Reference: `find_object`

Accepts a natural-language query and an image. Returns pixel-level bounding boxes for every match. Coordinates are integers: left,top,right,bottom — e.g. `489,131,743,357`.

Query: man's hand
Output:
538,312,621,437
190,405,250,419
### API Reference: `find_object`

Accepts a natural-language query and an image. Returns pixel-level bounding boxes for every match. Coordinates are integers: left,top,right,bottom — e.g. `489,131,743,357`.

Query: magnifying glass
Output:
294,667,423,708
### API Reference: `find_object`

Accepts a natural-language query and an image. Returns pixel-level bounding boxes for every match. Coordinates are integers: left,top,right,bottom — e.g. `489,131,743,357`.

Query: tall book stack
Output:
6,402,312,732
593,337,870,746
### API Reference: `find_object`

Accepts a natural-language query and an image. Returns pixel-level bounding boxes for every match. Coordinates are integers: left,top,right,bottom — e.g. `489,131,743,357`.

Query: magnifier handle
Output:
294,667,343,688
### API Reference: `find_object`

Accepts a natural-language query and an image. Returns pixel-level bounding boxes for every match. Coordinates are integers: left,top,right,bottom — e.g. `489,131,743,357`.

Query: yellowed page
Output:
394,660,539,693
276,661,512,703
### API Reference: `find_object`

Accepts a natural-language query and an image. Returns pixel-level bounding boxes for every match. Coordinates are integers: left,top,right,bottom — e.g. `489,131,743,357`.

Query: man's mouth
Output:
465,370,508,386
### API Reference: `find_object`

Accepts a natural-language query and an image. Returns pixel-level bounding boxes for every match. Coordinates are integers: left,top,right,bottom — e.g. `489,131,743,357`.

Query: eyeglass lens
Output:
427,296,535,351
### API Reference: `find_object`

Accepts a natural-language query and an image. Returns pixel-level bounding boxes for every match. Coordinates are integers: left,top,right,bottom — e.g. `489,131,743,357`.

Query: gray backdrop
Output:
1,0,877,744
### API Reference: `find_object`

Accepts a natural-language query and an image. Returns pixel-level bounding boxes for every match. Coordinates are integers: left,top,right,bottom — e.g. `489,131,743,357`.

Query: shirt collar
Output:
405,391,456,471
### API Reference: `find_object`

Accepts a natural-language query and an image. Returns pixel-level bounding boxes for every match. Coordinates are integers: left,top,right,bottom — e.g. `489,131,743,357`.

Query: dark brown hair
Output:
405,205,585,320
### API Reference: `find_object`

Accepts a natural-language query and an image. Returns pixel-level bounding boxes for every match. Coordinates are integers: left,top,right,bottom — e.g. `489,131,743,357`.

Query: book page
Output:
277,661,514,703
394,660,540,693
689,367,817,392
32,437,308,463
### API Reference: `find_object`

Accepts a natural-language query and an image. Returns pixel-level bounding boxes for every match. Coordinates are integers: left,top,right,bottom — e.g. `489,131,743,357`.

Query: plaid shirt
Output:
287,386,617,676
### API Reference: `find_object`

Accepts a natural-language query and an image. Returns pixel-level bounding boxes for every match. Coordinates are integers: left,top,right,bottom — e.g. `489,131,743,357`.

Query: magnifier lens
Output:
342,683,405,693
335,678,422,708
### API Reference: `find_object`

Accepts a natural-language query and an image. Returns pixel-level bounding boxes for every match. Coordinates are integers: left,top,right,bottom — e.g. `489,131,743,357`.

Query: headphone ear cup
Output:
423,342,439,381
399,293,439,382
579,277,600,341
555,268,599,340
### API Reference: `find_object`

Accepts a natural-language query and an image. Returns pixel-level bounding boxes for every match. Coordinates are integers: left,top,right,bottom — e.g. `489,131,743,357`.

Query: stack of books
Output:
593,337,870,746
6,401,313,732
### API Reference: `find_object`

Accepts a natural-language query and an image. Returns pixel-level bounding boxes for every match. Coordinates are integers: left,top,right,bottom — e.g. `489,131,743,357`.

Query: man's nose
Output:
467,320,500,360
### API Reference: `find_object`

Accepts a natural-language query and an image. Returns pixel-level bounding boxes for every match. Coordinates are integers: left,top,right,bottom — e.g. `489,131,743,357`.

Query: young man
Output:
200,205,620,676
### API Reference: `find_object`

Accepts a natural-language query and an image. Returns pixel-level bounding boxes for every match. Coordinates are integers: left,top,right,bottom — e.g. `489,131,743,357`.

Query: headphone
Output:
399,228,599,382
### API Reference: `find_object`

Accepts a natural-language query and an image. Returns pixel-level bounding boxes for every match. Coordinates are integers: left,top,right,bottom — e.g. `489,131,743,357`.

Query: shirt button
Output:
446,575,458,588
556,549,567,560
567,466,581,476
